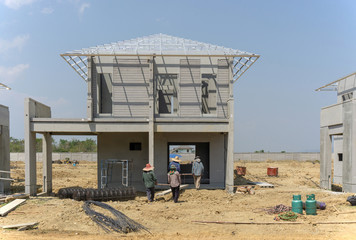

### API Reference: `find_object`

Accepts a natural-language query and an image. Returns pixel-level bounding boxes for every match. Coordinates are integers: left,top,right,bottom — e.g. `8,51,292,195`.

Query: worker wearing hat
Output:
169,156,181,173
192,156,204,190
142,163,157,202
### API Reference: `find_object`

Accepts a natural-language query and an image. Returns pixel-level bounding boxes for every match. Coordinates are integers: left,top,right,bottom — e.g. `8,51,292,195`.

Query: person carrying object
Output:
169,156,181,173
142,163,157,202
192,156,204,190
168,164,181,203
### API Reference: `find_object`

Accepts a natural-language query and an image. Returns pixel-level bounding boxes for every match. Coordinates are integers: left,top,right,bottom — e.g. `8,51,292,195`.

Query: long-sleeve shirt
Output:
168,171,181,188
142,171,157,188
192,161,204,176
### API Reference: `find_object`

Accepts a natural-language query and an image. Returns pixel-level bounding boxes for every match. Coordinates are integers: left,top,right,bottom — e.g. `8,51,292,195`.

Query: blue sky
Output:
0,0,355,152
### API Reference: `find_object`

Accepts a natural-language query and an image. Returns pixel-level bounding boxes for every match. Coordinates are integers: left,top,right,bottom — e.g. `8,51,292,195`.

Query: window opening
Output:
201,74,217,114
130,142,142,151
98,73,112,114
156,74,178,114
338,153,343,161
342,92,353,101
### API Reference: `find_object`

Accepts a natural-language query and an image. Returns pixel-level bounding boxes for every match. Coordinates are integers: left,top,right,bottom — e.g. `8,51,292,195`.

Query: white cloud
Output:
79,2,90,16
0,64,29,83
41,7,54,14
1,0,37,9
0,35,30,53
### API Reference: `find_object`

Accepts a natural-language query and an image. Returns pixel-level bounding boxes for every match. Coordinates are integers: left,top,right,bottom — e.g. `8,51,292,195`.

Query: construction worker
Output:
192,156,204,189
167,164,181,203
142,163,157,202
169,156,181,172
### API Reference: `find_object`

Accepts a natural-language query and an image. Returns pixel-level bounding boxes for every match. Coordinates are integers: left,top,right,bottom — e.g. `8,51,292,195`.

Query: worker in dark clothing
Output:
142,163,157,202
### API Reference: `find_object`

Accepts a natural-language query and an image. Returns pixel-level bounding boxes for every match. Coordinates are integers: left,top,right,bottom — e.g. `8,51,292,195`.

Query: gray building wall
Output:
90,56,230,119
333,136,343,184
0,105,10,193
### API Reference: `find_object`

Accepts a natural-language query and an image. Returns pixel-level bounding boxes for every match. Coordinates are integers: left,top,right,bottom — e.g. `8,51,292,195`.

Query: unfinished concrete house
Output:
25,34,259,195
0,104,10,194
317,72,356,192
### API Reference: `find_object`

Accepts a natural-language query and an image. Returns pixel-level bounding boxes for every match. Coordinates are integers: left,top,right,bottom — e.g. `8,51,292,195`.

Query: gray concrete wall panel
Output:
320,103,343,127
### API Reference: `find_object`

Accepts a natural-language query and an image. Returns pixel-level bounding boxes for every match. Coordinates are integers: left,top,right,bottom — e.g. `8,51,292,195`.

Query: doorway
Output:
167,142,209,184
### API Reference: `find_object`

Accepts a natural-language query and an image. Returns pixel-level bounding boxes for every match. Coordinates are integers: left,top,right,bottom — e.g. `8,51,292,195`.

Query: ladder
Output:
100,159,129,188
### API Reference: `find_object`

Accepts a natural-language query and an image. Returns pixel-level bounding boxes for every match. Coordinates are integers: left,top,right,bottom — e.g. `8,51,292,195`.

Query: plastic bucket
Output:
236,166,246,176
267,167,278,176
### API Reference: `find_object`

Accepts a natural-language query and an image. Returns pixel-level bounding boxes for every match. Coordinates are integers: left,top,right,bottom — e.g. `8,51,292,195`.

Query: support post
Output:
42,133,52,193
87,56,93,121
342,100,356,192
225,98,234,193
320,127,332,190
25,99,37,196
148,56,155,166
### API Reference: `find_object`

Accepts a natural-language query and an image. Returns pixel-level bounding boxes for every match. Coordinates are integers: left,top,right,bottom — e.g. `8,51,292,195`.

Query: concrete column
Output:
342,100,356,192
148,57,155,166
87,57,93,121
42,133,52,193
25,99,37,195
320,127,332,190
225,98,234,193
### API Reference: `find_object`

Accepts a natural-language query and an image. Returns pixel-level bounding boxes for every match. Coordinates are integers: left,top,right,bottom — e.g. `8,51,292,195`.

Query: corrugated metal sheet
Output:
112,58,150,117
179,59,201,117
217,59,229,118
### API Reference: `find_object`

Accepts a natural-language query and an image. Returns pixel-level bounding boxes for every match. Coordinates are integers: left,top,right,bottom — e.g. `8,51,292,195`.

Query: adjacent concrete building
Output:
317,72,356,192
0,104,10,194
25,34,259,195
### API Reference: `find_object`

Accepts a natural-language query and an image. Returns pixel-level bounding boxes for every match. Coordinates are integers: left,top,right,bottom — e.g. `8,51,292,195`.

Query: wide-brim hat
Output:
143,163,154,171
171,156,181,162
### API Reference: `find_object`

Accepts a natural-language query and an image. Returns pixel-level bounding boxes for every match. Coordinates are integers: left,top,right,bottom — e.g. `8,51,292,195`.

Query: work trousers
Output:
171,186,180,203
193,175,202,189
146,187,155,202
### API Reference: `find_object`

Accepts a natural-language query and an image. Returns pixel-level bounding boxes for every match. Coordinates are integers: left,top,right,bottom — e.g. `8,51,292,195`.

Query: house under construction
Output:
317,72,356,192
24,34,259,195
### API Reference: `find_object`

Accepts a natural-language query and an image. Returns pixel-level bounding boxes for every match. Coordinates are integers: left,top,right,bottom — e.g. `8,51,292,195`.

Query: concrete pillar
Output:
148,57,154,166
25,99,37,195
87,57,93,121
342,100,356,192
320,127,332,190
225,98,234,193
42,133,52,193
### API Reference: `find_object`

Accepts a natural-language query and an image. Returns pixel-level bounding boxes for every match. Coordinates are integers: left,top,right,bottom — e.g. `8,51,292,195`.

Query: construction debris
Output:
235,186,255,195
2,222,38,231
83,200,150,234
0,199,26,217
156,184,188,196
264,204,291,214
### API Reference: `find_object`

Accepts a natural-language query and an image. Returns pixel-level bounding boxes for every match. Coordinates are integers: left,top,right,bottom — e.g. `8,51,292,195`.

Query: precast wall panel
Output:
179,59,201,117
217,59,229,118
112,58,150,117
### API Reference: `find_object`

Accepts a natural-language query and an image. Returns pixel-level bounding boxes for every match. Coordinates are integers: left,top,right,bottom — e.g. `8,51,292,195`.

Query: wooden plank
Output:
0,199,26,216
156,184,188,196
247,181,274,188
2,222,38,230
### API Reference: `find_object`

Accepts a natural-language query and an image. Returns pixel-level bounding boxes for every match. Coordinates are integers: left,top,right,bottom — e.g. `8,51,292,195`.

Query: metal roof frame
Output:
0,83,11,90
61,33,259,82
315,71,356,92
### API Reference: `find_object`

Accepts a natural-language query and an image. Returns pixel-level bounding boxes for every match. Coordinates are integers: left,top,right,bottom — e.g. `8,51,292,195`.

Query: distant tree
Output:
254,150,265,153
10,137,24,152
281,151,286,153
10,137,97,152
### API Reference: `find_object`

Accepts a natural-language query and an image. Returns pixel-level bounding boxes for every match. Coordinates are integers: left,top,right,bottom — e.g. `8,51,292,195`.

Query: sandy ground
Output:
1,160,356,239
